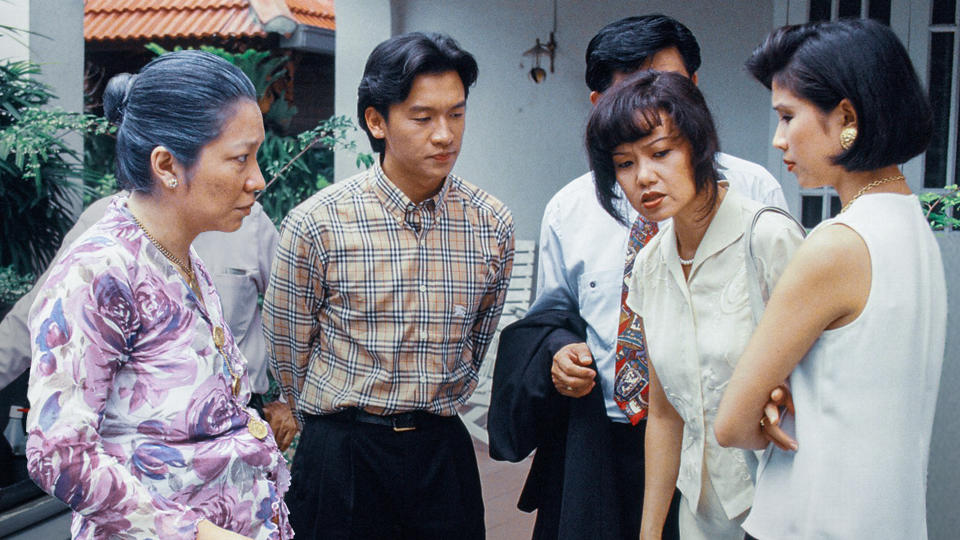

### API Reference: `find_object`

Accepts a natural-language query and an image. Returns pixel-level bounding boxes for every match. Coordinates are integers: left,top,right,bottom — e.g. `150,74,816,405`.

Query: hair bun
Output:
103,72,137,125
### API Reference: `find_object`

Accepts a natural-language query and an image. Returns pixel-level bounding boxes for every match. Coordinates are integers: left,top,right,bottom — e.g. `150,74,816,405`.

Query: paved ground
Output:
475,439,537,539
463,367,538,539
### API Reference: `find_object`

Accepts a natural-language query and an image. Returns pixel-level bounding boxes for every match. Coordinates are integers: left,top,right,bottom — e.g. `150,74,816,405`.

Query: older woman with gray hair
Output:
26,50,291,539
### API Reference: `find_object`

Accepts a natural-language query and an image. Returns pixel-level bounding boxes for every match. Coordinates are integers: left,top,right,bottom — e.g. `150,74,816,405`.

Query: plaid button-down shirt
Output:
264,163,514,419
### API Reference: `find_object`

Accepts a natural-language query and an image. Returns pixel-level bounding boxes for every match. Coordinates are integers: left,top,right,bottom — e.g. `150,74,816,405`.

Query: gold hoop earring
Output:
840,126,857,151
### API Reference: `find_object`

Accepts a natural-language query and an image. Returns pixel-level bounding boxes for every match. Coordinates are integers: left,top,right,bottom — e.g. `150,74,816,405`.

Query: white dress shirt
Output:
194,202,279,394
527,152,787,421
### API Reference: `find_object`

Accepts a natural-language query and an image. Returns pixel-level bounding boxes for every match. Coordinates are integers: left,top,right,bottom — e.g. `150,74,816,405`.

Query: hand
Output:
760,384,798,451
262,400,298,451
196,519,253,540
550,342,596,398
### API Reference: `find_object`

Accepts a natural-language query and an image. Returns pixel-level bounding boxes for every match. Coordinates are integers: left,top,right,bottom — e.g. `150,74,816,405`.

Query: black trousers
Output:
532,418,681,540
608,420,681,540
286,410,484,540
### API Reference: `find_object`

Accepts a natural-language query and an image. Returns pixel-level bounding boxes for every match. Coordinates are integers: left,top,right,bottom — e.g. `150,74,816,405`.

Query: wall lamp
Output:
523,32,556,83
523,0,558,84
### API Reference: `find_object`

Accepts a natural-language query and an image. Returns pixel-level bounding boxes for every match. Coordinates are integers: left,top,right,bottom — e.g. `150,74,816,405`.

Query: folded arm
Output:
715,224,870,449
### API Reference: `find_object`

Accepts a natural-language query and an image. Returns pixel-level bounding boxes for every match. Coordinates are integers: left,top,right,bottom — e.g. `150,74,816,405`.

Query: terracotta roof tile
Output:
85,0,334,42
287,0,335,30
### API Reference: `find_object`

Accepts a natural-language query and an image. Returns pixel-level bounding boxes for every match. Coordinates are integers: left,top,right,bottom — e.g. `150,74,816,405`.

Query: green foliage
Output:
0,265,33,318
145,43,288,101
82,131,118,206
920,185,960,231
0,59,113,276
81,44,374,225
257,115,372,224
144,43,296,130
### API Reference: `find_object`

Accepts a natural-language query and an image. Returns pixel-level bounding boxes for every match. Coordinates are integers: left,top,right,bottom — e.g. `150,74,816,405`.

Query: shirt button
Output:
589,281,596,288
420,331,428,339
419,284,427,293
419,375,427,383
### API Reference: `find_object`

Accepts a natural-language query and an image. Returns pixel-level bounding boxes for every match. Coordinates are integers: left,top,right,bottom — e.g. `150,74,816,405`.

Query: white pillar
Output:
333,0,393,181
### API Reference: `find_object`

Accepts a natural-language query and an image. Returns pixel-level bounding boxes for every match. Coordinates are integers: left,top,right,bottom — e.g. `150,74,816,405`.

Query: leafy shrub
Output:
0,60,112,276
257,115,374,224
0,265,32,319
920,185,960,232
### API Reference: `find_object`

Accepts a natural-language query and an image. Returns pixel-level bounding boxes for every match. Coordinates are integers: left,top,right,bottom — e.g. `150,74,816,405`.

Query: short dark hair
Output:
357,32,479,154
102,50,256,193
585,14,701,93
746,18,932,171
586,70,720,225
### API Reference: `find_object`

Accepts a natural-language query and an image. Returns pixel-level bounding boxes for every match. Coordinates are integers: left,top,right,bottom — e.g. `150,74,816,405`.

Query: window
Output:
788,1,960,230
923,0,959,230
808,0,891,23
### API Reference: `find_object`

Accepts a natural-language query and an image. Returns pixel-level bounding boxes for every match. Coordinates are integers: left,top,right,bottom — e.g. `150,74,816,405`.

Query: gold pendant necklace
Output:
213,326,267,440
132,209,267,440
213,326,242,396
130,211,201,296
840,174,905,213
247,416,269,440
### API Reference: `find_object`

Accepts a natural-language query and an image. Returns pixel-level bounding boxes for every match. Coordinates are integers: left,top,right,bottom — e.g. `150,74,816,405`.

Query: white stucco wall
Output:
929,234,960,539
0,0,84,113
333,0,777,242
0,0,31,62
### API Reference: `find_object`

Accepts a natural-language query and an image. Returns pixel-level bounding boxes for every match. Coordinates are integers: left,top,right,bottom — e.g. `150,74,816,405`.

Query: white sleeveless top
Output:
744,194,947,539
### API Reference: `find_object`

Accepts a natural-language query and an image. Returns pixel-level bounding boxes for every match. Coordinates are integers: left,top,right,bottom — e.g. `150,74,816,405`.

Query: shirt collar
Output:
370,161,451,226
667,184,743,272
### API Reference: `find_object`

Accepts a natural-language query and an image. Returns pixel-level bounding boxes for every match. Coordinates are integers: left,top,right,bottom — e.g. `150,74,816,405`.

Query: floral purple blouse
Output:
25,196,292,539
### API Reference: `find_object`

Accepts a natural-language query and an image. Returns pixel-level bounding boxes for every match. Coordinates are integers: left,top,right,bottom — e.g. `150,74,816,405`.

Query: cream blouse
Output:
626,189,803,519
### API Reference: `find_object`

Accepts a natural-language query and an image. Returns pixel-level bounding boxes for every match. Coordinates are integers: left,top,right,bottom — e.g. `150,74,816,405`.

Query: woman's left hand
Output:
760,384,798,451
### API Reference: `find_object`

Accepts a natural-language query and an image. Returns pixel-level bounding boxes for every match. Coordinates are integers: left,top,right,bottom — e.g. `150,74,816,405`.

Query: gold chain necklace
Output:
213,326,268,440
131,209,267,440
130,211,200,294
840,174,905,214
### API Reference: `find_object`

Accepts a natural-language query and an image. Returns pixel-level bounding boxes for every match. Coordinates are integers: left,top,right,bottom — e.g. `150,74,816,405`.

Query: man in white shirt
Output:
525,14,786,539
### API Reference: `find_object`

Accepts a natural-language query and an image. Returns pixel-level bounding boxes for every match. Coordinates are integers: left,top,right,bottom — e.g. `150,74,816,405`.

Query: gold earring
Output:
840,126,857,151
167,177,179,189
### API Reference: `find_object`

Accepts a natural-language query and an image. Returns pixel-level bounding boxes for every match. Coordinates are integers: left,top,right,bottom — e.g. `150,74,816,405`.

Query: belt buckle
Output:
391,415,416,432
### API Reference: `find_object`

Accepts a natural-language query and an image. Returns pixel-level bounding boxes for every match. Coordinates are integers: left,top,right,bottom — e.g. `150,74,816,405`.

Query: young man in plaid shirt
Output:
263,32,514,539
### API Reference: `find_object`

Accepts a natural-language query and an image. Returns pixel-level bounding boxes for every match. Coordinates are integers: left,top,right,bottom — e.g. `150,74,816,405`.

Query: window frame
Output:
769,0,955,230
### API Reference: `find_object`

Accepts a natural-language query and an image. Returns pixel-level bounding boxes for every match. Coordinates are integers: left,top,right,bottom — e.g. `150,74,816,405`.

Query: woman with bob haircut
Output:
586,70,804,539
26,50,292,539
715,19,946,538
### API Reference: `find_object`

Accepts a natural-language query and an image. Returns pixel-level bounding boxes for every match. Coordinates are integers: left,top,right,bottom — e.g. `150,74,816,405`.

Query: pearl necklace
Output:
679,256,695,266
840,174,905,214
